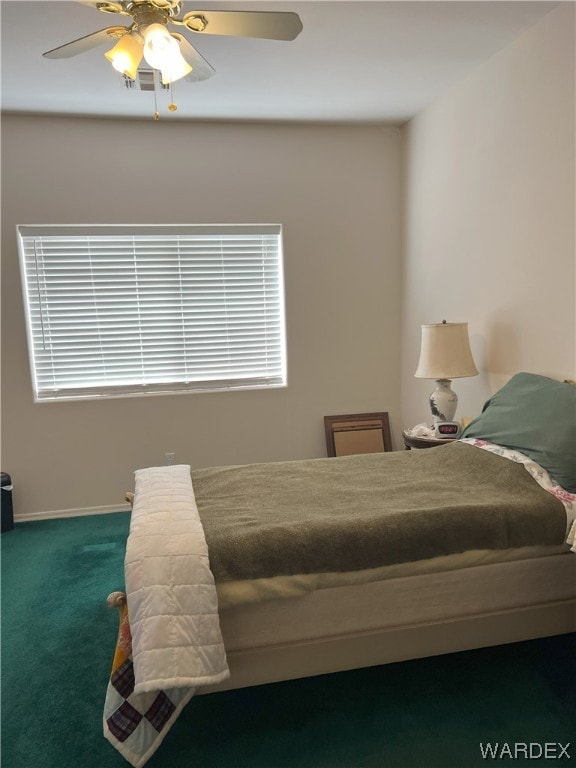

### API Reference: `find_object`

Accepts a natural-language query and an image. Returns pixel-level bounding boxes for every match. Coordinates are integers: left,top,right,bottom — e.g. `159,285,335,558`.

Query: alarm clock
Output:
434,421,461,439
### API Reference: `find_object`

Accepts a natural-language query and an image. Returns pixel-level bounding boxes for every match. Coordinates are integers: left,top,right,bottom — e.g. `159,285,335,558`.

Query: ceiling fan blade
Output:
74,0,109,7
74,0,128,13
170,34,215,81
43,27,128,59
181,10,303,41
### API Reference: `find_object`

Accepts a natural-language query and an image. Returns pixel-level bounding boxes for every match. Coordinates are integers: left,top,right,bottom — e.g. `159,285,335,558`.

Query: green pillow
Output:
461,372,576,492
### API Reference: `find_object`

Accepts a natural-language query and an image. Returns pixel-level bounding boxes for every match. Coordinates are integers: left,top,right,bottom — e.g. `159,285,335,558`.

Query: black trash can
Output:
1,472,14,533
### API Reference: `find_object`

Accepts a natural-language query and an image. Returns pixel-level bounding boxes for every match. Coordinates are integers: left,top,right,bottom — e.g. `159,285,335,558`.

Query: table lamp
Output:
414,321,478,424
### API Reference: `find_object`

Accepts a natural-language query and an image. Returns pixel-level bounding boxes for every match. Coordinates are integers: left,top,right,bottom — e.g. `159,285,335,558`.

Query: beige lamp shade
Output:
414,322,478,380
105,33,143,80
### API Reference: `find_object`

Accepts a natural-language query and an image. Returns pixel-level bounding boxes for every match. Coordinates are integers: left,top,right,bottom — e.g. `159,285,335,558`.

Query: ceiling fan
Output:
43,1,303,87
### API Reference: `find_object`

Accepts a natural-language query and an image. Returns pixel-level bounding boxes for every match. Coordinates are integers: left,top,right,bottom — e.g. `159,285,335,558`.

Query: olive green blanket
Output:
192,441,566,583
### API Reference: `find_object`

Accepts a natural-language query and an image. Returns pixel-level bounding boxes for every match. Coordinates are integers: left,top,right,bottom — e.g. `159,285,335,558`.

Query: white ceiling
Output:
0,0,558,123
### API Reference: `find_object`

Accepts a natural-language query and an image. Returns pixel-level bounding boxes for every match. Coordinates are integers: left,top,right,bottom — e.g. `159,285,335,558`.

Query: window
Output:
17,224,286,402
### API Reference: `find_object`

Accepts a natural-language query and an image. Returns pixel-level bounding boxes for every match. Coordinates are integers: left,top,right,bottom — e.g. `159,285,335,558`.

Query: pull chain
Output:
168,80,178,112
153,79,159,120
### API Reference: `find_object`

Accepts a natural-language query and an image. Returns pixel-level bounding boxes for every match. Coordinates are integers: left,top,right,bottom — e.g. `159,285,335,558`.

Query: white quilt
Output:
104,464,229,767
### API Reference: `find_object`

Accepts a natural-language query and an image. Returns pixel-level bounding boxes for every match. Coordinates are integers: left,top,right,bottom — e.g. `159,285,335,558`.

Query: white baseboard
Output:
15,504,131,523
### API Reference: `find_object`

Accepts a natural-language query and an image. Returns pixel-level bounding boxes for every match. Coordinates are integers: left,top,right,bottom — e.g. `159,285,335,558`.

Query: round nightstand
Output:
402,430,457,450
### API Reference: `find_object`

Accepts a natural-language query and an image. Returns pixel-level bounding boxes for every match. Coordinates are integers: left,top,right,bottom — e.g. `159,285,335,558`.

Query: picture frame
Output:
324,412,392,457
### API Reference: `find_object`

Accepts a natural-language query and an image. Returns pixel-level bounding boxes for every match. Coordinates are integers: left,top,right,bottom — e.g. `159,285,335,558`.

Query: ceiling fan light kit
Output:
43,0,303,118
104,31,143,80
158,50,192,85
142,22,178,68
142,23,192,83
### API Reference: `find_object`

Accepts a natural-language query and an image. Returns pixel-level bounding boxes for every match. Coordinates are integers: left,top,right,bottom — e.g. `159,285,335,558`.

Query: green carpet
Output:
1,514,574,768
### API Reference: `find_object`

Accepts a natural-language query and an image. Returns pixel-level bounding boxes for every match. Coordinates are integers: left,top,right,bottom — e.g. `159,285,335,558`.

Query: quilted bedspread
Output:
103,465,229,767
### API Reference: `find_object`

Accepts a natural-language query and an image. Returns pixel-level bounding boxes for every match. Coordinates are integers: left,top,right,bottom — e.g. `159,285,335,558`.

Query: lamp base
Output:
429,379,457,424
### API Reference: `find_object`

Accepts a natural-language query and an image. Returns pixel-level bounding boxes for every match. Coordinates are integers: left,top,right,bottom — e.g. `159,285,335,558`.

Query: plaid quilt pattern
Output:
103,597,196,767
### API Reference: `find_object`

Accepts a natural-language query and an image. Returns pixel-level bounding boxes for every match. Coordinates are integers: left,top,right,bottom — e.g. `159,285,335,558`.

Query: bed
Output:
103,372,576,767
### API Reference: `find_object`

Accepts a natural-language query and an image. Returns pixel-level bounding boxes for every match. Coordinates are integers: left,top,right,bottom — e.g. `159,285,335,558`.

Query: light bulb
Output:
110,52,132,74
104,33,143,80
142,23,192,84
142,23,179,69
159,53,192,84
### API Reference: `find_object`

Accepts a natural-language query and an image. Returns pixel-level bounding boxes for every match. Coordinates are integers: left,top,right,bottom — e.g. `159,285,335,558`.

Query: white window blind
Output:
17,224,286,402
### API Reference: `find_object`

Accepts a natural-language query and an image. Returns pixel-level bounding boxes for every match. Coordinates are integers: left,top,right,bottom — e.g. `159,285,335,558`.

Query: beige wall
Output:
401,3,575,428
4,4,574,517
1,118,403,516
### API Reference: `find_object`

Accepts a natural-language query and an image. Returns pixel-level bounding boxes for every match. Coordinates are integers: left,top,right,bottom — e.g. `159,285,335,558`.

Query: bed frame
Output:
108,537,576,695
205,603,576,695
